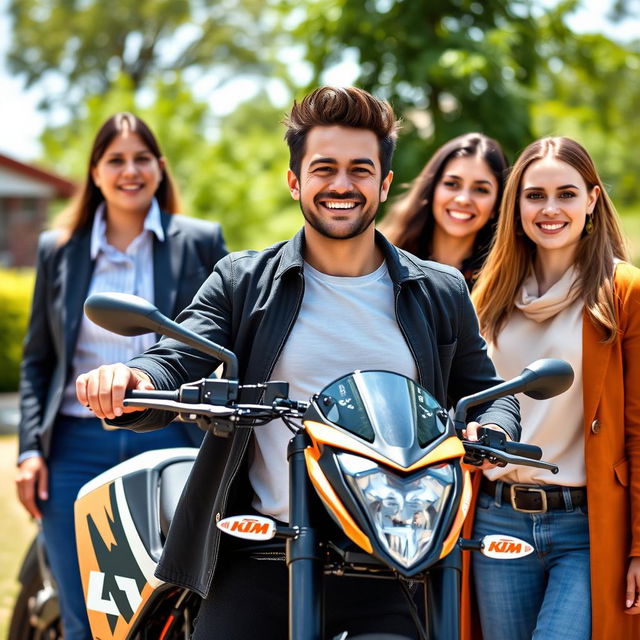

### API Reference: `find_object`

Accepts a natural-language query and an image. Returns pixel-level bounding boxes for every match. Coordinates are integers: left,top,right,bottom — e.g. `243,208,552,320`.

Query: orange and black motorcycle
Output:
11,292,574,640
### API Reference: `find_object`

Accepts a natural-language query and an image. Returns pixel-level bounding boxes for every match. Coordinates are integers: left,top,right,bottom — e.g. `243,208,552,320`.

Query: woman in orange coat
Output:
464,137,640,639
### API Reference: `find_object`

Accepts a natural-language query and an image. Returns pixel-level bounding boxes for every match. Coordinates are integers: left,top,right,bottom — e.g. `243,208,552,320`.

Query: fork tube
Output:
425,546,461,640
287,433,322,640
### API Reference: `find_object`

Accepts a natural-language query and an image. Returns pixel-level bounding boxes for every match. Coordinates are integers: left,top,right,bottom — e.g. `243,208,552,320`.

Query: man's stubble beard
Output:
299,199,380,241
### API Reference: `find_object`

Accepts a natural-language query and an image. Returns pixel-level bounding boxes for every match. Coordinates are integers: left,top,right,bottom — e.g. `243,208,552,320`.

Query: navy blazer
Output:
18,212,228,458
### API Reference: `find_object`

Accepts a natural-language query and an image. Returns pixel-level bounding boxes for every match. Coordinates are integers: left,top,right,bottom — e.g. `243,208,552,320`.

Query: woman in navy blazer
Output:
15,113,227,640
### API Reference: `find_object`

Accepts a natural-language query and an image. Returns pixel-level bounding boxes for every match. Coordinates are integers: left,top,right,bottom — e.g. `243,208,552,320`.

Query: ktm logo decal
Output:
481,535,534,560
217,515,276,540
87,570,142,616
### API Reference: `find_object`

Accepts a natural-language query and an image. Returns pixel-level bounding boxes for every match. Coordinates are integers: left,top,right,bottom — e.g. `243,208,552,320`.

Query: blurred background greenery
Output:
3,0,640,255
1,0,639,634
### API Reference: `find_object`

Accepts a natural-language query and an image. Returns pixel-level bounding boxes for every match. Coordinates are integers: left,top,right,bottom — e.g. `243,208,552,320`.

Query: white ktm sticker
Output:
481,535,534,559
217,515,277,540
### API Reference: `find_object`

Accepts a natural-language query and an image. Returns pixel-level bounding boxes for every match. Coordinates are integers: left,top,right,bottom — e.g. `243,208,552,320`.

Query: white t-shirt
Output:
249,260,418,522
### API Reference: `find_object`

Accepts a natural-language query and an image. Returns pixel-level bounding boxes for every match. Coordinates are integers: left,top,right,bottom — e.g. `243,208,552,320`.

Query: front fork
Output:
285,431,463,640
422,547,462,640
287,432,323,640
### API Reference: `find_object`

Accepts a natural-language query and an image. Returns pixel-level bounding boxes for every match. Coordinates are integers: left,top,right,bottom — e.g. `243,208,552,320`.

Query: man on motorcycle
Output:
78,86,520,639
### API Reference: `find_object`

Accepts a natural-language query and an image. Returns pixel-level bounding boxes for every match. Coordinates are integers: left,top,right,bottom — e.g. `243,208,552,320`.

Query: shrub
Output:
0,269,35,392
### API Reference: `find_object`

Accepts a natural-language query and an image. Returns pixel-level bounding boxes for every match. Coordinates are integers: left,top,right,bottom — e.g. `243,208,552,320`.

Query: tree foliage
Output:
532,10,640,206
280,0,543,187
8,0,277,112
0,269,34,391
14,0,640,253
608,0,640,21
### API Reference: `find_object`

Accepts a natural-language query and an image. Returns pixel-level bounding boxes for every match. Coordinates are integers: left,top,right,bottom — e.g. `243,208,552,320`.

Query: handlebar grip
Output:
504,441,543,460
125,389,180,402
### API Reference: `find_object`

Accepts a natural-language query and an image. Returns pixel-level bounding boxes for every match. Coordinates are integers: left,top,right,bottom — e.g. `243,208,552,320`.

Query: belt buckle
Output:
509,484,548,513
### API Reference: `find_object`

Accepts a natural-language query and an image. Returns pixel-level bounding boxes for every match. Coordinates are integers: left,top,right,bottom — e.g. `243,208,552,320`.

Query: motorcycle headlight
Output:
337,453,454,568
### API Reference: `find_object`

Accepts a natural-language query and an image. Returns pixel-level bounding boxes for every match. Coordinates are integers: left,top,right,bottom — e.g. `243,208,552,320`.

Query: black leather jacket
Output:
117,229,520,597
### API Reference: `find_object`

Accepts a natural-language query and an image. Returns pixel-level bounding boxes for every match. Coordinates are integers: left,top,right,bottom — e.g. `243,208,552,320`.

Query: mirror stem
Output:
454,377,525,430
149,313,239,380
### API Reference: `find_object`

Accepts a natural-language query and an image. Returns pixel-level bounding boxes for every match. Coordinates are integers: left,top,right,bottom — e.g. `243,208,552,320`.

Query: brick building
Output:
0,153,76,267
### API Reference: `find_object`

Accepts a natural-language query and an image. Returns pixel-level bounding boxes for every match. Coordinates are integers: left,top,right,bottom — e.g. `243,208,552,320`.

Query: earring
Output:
585,213,594,235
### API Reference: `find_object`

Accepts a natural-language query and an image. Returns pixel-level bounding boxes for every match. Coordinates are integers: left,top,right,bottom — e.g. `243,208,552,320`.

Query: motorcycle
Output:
9,291,574,640
8,447,200,640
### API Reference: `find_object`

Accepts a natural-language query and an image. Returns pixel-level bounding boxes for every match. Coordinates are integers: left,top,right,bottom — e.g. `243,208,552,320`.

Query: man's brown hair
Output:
284,86,400,179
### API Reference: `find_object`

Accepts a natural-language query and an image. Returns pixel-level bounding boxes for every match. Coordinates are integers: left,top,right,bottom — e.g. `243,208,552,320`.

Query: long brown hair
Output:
379,133,508,260
54,113,181,241
472,136,629,344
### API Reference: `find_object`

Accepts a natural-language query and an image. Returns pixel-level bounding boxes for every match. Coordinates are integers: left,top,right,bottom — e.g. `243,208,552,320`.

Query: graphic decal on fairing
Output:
85,482,147,632
76,477,160,640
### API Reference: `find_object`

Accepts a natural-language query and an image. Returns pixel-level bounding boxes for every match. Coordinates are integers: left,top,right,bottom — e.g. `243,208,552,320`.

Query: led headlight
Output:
337,453,454,568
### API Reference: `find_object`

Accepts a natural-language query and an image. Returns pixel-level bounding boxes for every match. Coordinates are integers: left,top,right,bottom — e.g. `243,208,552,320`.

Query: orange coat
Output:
461,262,640,640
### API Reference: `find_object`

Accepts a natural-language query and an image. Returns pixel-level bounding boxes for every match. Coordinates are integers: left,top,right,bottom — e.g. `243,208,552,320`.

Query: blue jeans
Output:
471,483,591,640
39,415,197,640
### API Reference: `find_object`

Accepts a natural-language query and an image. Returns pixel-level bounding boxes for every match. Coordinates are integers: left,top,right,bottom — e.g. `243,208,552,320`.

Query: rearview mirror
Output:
453,358,574,429
84,292,239,379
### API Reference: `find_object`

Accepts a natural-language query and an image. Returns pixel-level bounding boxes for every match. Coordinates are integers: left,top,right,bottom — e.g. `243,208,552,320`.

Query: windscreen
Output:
317,370,447,448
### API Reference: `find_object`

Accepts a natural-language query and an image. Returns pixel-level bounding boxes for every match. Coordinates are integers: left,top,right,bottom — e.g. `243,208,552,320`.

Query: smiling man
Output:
77,86,520,639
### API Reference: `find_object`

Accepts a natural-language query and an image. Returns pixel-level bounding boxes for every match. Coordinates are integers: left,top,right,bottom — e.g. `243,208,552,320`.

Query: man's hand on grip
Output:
76,363,154,420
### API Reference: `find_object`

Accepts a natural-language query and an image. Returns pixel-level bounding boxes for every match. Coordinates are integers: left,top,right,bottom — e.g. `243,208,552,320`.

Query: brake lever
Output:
463,442,559,474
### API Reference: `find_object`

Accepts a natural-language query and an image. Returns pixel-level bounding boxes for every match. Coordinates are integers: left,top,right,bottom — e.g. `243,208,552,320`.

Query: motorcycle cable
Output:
395,578,429,640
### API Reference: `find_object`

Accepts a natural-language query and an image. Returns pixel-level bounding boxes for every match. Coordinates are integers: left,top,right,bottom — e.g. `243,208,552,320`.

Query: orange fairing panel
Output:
304,443,373,553
304,420,465,471
75,479,156,640
439,468,472,559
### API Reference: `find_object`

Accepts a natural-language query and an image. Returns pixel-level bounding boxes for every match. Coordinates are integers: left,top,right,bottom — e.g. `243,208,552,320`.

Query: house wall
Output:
0,166,63,267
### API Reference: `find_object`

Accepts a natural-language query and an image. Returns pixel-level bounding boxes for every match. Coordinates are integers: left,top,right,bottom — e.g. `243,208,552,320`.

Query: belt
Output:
481,476,587,513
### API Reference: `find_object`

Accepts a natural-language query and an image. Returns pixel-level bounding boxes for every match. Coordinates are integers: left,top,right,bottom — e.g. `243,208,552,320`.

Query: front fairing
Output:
302,370,467,576
312,370,451,467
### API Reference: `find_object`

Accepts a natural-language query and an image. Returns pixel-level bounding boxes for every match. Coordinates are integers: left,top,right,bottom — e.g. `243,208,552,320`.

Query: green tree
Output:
8,0,277,112
281,0,544,188
532,15,640,206
183,94,301,250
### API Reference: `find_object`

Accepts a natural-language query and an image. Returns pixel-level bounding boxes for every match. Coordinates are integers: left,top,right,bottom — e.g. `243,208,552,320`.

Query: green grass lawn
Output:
0,435,37,640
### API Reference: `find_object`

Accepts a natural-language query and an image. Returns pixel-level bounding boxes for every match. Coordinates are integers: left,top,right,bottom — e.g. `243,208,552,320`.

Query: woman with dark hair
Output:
464,137,640,639
15,112,228,640
379,132,508,289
